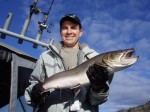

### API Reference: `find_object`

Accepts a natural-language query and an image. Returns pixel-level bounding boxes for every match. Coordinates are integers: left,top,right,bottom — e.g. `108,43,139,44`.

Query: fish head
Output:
96,48,139,72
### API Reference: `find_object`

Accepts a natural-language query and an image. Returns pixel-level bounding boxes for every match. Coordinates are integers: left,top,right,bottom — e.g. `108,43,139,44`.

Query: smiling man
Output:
60,15,82,48
25,14,112,112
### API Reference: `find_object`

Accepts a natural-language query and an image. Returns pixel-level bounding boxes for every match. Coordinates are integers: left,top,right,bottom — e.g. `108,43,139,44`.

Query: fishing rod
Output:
33,0,55,48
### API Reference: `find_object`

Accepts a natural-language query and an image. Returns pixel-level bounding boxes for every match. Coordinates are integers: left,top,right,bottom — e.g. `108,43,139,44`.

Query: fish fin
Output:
74,87,81,98
70,84,81,97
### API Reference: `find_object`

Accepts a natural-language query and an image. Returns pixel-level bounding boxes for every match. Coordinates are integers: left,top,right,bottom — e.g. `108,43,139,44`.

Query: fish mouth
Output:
125,49,135,58
122,48,139,64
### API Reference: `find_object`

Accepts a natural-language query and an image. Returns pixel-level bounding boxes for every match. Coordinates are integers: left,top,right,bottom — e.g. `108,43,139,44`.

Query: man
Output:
25,14,113,112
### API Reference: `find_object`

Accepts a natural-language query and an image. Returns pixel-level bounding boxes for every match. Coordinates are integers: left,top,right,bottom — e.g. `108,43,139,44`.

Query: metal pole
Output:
0,28,49,48
33,29,43,48
18,18,31,44
18,0,39,44
49,38,54,45
0,13,13,39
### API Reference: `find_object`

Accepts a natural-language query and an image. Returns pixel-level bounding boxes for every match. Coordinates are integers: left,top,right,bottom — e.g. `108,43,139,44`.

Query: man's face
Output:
60,21,82,48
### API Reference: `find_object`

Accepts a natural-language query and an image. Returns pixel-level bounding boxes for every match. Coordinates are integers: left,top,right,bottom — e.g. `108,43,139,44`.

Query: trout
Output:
42,48,139,92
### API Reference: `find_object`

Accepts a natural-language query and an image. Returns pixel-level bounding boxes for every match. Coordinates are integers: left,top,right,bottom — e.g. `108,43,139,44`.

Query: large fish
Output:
41,48,139,93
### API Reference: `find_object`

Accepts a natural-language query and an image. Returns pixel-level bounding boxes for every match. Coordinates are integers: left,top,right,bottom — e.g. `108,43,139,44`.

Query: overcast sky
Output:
0,0,150,112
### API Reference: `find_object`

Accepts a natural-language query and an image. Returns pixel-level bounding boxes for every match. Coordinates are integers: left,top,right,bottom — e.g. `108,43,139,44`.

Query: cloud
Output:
101,70,150,111
80,2,150,112
15,1,150,111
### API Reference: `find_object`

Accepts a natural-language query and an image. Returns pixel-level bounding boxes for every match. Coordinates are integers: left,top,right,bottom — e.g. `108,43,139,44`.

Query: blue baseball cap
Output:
60,14,82,29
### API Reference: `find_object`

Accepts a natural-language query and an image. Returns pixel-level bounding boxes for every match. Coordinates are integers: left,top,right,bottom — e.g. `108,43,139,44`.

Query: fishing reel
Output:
38,21,54,33
38,21,48,29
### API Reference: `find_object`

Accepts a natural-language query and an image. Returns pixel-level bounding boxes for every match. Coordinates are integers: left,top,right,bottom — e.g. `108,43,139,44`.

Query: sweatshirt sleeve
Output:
24,54,46,106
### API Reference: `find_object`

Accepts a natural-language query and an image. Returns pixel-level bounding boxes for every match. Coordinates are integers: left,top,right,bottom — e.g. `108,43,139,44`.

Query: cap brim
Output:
60,17,79,25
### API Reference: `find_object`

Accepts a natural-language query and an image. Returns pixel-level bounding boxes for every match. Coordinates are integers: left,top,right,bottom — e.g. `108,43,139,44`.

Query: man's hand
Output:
86,64,109,92
31,83,49,107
